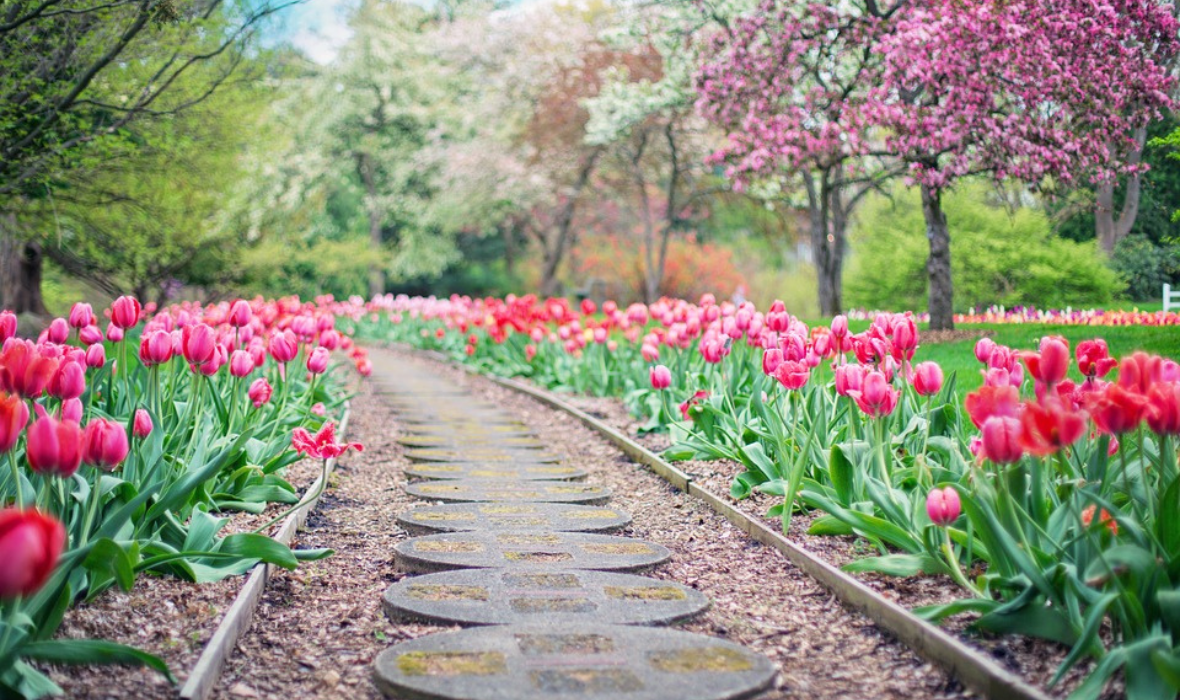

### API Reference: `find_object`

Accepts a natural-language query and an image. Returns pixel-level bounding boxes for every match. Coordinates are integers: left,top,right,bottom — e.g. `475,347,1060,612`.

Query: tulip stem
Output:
941,530,984,597
0,598,23,656
79,469,103,547
7,451,23,509
253,456,329,535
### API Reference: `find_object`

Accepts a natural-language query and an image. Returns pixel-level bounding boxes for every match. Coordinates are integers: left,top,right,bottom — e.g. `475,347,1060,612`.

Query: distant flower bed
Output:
847,305,1180,326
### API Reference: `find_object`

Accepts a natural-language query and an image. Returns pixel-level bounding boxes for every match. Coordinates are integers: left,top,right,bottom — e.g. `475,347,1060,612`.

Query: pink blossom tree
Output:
697,0,1177,328
873,0,1177,328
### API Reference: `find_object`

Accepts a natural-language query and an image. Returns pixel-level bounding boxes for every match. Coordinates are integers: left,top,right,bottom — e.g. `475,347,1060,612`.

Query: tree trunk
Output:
536,148,602,298
0,211,48,317
802,171,843,317
921,183,954,331
356,152,385,298
1095,127,1146,257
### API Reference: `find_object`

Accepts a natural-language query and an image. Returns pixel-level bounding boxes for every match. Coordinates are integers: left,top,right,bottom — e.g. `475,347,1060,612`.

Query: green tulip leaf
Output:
20,639,174,683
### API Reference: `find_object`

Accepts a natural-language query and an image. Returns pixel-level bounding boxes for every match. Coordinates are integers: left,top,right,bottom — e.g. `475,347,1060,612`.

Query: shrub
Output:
1109,233,1180,301
574,233,746,303
848,182,1122,311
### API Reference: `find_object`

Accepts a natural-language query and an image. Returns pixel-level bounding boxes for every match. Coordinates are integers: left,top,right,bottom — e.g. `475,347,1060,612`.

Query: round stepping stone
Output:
398,416,527,429
404,425,534,439
406,463,587,482
394,531,670,573
372,623,776,700
383,569,709,626
405,479,611,505
405,448,560,464
398,435,546,450
398,503,631,535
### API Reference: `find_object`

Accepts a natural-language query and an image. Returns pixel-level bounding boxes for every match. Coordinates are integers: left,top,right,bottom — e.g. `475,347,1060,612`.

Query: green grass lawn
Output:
919,324,1178,393
821,318,1179,393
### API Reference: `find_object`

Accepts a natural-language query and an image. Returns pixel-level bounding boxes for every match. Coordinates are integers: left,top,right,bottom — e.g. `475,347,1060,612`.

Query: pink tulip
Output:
890,316,918,361
318,329,341,351
182,323,216,366
68,303,94,329
46,318,69,344
926,487,961,526
46,360,84,401
974,337,996,364
133,409,153,439
849,370,898,418
197,344,227,377
762,348,784,376
26,408,83,477
912,362,944,397
60,398,83,423
227,300,252,328
650,364,672,390
774,360,810,390
78,325,103,346
105,323,124,343
0,341,59,399
84,344,105,370
306,347,330,375
109,296,142,330
268,330,298,364
834,363,865,397
641,343,659,362
0,312,17,342
830,315,848,340
229,350,254,378
0,508,65,599
311,402,326,416
248,378,273,408
138,330,173,366
82,418,129,471
981,416,1023,464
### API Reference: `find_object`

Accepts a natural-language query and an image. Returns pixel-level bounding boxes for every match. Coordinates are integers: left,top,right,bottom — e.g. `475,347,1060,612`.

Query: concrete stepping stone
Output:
372,623,776,700
401,425,534,439
397,416,528,429
398,503,631,535
405,479,611,505
394,531,670,573
406,463,587,482
404,448,561,464
383,569,709,626
397,435,546,450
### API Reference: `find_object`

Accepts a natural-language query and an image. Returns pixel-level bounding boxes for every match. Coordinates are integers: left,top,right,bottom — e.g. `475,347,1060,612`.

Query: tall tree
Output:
0,0,296,313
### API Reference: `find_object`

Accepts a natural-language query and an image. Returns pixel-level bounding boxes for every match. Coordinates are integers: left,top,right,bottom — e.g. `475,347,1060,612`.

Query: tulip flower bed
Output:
0,295,368,698
850,305,1180,327
349,293,1180,699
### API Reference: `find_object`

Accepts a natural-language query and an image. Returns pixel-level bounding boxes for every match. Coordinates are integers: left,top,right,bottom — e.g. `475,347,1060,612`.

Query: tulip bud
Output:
773,360,810,391
133,409,153,439
268,330,298,364
926,487,961,526
78,325,102,346
105,323,124,343
182,324,216,366
197,344,227,377
912,362,944,397
68,303,94,329
0,312,17,342
318,329,341,351
980,415,1023,464
0,392,29,453
355,359,372,377
311,402,326,416
650,365,672,390
46,318,69,344
229,350,254,378
762,348,784,376
227,299,252,328
110,296,142,330
26,408,83,477
974,337,996,365
60,398,83,423
47,360,85,401
248,378,273,408
0,507,65,599
306,347,330,375
82,418,129,471
830,315,848,339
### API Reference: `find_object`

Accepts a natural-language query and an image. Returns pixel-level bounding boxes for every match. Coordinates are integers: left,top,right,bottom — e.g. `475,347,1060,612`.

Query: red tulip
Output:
110,296,142,330
1081,505,1118,536
133,409,153,439
650,365,671,390
890,316,918,362
0,392,29,453
0,341,59,399
355,358,372,377
248,378,273,408
1019,398,1085,456
964,385,1020,430
1076,339,1116,379
26,408,83,477
926,487,960,526
291,422,362,460
306,347,330,375
912,362,944,397
81,418,129,471
1022,336,1069,387
0,508,65,599
773,360,810,391
0,312,16,342
981,415,1023,464
1118,352,1162,395
1145,383,1180,436
1089,384,1147,435
849,371,898,418
68,303,94,329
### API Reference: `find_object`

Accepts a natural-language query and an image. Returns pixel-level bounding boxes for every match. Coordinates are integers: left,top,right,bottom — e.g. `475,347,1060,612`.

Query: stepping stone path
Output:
371,356,776,700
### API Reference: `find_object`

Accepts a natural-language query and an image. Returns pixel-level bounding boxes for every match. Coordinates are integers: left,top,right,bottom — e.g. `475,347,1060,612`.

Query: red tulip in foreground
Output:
926,487,961,526
291,422,362,461
0,507,65,600
25,408,83,477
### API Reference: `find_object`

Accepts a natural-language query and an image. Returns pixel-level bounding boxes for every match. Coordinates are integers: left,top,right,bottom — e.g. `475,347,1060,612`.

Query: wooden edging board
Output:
414,351,1052,700
178,403,352,700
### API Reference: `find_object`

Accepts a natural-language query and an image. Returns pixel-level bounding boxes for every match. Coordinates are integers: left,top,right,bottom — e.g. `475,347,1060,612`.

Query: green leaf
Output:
843,554,949,577
81,539,136,592
829,444,856,506
293,548,334,561
913,598,999,623
21,640,174,684
218,533,299,570
807,515,854,537
977,600,1077,647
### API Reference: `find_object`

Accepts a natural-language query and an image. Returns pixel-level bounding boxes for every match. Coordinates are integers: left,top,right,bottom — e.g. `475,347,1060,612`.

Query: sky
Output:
275,0,356,64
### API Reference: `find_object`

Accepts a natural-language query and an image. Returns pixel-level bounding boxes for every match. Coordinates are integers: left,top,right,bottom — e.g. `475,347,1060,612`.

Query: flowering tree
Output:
695,0,901,317
873,0,1177,328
